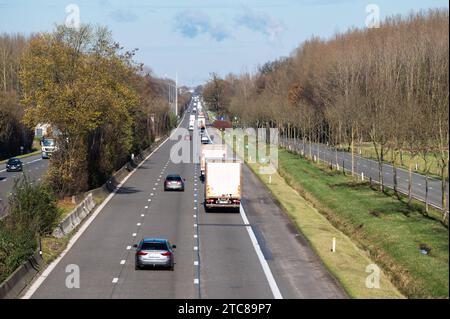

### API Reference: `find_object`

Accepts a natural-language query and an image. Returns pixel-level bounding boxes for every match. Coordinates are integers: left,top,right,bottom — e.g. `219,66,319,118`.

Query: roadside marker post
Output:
331,237,336,252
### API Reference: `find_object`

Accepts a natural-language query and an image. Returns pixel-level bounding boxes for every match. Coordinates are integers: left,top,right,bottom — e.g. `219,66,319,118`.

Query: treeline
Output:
0,34,34,159
203,9,449,213
0,25,190,196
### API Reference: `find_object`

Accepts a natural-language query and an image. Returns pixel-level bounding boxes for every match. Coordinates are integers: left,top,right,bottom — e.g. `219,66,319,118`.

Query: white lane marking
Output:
193,215,197,218
141,214,145,217
112,278,119,283
194,279,199,285
145,206,149,209
155,183,158,185
137,223,141,226
194,246,198,251
157,179,161,182
194,224,198,227
126,246,131,250
120,260,126,265
19,115,187,300
194,207,197,210
148,199,151,202
194,261,199,266
194,194,198,197
194,234,198,238
150,193,154,196
240,205,283,299
152,188,156,190
194,200,197,203
132,233,137,237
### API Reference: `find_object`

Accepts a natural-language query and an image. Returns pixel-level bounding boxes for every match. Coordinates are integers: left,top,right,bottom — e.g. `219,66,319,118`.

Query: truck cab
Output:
41,138,56,159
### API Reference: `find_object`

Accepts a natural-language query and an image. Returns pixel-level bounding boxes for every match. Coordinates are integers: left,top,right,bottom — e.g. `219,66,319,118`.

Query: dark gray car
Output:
5,158,23,172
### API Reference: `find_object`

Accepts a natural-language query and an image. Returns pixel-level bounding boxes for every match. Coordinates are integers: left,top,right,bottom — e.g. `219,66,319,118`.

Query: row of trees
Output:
202,9,449,213
1,25,190,196
0,34,34,159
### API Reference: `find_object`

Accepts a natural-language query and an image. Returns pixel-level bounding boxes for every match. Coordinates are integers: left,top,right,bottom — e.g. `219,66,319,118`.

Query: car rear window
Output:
141,242,168,250
166,176,181,181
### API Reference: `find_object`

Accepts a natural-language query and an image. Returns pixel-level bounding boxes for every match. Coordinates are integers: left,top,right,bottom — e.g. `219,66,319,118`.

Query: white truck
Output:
197,114,206,130
41,138,57,159
204,159,242,212
200,144,227,177
189,115,195,131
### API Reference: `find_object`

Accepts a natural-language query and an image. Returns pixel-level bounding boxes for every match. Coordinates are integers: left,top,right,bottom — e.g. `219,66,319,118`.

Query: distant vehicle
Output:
5,158,23,172
41,138,56,159
189,123,195,131
200,144,227,177
198,114,206,129
134,238,176,270
201,136,211,144
192,107,197,114
164,174,185,191
204,159,242,212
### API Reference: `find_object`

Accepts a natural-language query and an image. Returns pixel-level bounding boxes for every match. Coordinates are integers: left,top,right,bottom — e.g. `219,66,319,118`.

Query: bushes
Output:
0,175,61,283
0,225,37,283
8,176,61,235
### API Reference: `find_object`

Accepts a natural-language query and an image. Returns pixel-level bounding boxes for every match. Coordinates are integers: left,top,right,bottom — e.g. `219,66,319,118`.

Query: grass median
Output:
274,149,448,298
223,130,448,298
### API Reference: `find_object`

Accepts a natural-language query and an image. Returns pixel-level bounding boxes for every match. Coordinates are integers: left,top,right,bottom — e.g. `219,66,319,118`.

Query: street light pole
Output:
175,72,178,117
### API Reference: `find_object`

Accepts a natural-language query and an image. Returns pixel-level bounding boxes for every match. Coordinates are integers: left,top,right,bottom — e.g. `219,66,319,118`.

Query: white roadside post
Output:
331,237,336,252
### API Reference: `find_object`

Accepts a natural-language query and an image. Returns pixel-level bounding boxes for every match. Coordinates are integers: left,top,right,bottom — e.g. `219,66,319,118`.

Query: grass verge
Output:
276,149,448,298
223,129,447,298
0,150,41,164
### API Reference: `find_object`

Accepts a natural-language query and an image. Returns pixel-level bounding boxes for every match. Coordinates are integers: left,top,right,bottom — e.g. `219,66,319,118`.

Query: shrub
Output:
8,175,61,236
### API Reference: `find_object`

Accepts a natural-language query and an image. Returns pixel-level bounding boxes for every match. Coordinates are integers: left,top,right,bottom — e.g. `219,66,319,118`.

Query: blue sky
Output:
0,0,448,86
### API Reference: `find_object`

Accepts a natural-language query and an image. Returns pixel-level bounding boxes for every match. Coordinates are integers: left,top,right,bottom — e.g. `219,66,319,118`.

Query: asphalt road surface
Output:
23,104,346,299
281,138,449,212
0,154,49,217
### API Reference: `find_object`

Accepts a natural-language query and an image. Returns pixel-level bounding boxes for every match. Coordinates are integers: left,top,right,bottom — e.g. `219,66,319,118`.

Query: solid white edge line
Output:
22,112,187,299
240,205,283,299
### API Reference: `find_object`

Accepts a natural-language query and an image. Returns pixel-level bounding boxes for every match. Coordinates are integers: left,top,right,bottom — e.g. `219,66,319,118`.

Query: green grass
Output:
0,150,41,164
341,142,445,179
278,149,448,298
247,160,404,298
222,129,448,298
207,110,217,121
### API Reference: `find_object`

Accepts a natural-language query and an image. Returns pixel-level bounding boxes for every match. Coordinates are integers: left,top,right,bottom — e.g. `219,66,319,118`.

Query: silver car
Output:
134,238,176,270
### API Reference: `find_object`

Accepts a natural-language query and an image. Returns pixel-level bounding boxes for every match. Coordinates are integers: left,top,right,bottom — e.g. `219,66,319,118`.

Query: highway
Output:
280,138,449,212
23,103,346,299
0,154,48,217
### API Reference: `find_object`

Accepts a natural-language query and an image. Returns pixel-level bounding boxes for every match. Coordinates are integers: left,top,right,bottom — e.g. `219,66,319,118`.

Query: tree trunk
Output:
351,126,355,176
425,173,429,216
393,159,399,199
408,162,412,206
441,163,447,214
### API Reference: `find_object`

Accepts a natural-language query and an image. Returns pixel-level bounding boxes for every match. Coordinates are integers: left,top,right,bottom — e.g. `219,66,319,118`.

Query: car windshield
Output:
42,139,55,146
8,159,20,164
141,242,168,251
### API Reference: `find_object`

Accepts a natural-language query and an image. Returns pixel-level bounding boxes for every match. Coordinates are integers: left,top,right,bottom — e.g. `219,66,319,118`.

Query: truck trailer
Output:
200,144,227,177
204,159,242,212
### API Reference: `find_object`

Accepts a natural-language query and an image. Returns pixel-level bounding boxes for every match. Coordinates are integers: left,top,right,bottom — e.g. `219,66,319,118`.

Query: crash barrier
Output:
0,251,43,299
